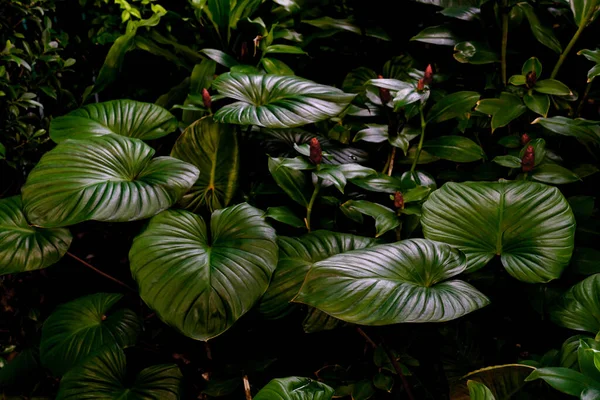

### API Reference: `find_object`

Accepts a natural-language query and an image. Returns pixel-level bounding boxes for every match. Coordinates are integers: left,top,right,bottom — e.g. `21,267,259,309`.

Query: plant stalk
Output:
66,252,136,293
243,375,252,400
382,343,416,400
501,0,509,85
576,81,593,116
410,106,427,172
305,182,321,232
387,147,397,176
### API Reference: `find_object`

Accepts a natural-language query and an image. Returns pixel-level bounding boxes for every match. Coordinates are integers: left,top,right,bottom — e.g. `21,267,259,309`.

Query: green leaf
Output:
426,91,480,123
200,48,239,68
411,25,458,46
259,231,377,319
571,248,600,275
21,135,198,228
517,2,562,53
302,307,347,333
50,100,177,143
453,41,498,64
551,274,600,335
509,75,527,85
268,157,311,206
400,170,437,190
343,67,377,93
56,344,182,400
264,45,306,55
255,377,334,400
0,196,71,275
171,117,239,212
525,367,600,397
421,181,576,282
467,380,496,400
373,372,394,392
0,348,40,386
578,49,600,82
261,58,295,75
440,6,481,21
531,164,580,185
422,135,485,162
350,172,404,193
393,82,427,109
522,57,543,76
570,0,599,27
40,293,141,376
294,238,490,324
524,92,550,117
352,380,376,400
212,73,356,128
129,203,278,341
534,79,572,96
265,206,305,228
579,341,600,382
93,32,136,94
342,200,400,237
533,116,600,146
492,155,522,168
475,92,526,132
520,138,546,166
450,364,536,400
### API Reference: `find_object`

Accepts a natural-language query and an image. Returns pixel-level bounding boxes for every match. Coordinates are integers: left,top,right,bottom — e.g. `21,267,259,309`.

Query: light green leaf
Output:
453,41,498,64
129,203,278,341
522,57,543,76
475,92,526,132
200,48,239,68
50,100,177,143
40,293,141,376
450,364,536,400
534,79,572,95
342,200,400,237
22,135,198,228
517,2,562,53
422,135,485,162
261,58,295,75
93,32,136,94
525,367,600,397
350,173,404,193
422,181,575,282
492,155,522,168
551,274,600,335
213,73,356,128
294,238,490,324
524,92,550,117
509,75,527,85
531,164,580,185
570,0,600,27
467,380,496,400
426,91,480,123
171,117,239,212
265,206,305,228
56,344,182,399
0,196,71,275
264,44,306,55
411,25,458,46
255,377,334,400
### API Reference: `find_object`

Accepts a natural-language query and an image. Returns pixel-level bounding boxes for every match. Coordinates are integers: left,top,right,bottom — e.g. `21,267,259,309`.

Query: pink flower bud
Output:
309,138,322,165
526,71,537,88
521,145,535,172
520,133,531,145
202,88,211,109
394,191,404,209
423,64,434,85
377,74,391,104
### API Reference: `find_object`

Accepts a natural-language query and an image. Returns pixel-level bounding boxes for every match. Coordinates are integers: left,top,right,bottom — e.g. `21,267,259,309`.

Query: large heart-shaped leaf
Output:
129,203,278,341
212,73,356,128
56,344,182,400
259,231,378,319
0,196,72,275
171,117,239,212
255,377,335,400
294,238,489,324
40,293,141,376
50,99,177,143
421,181,575,283
550,274,600,336
22,135,199,228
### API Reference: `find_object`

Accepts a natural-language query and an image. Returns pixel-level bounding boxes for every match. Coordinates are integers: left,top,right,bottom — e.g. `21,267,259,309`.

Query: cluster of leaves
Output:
1,0,600,399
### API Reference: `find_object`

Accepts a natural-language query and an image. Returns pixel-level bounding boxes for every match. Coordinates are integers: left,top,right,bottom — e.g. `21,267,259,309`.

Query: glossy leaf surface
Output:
254,377,334,400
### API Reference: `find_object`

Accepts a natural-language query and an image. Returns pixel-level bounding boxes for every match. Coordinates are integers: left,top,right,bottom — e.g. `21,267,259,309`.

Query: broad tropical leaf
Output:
411,26,458,46
422,181,575,282
467,380,496,400
579,49,600,82
422,136,485,162
259,230,377,319
533,116,600,147
255,377,335,400
341,200,400,237
0,196,72,275
50,99,177,143
426,91,480,123
21,135,198,228
171,117,239,212
40,293,141,376
475,92,527,132
268,157,312,206
517,3,562,53
212,73,356,128
56,344,182,399
525,367,600,397
451,364,536,400
550,274,600,335
302,307,347,333
294,238,489,324
130,203,278,341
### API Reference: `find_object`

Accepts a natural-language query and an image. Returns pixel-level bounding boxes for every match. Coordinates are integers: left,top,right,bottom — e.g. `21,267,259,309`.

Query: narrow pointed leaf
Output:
268,157,311,206
534,79,572,95
422,135,485,162
426,91,480,123
129,203,278,340
525,367,600,397
22,135,199,228
517,3,562,53
422,181,575,282
255,377,335,400
265,206,305,228
533,116,600,146
342,200,400,237
411,25,458,45
451,364,536,400
475,92,526,132
531,164,580,185
295,238,490,324
579,49,600,82
570,0,600,27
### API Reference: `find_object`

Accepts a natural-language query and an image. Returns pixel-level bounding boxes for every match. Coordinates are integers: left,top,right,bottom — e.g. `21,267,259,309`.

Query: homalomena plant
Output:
1,0,599,398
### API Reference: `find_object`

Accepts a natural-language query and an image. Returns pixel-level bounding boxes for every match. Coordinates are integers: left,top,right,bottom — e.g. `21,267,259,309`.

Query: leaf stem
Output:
382,343,416,400
576,80,593,116
501,0,509,85
356,327,377,348
243,375,252,400
410,106,427,172
66,252,136,293
387,147,397,176
305,181,321,232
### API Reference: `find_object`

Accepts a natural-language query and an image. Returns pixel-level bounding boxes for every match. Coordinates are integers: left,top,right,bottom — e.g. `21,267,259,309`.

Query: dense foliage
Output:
1,0,600,399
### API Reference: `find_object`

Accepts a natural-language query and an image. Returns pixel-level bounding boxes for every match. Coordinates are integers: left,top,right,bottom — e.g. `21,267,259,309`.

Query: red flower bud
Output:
202,88,212,109
417,78,425,92
520,133,531,145
240,41,248,60
521,145,535,172
309,137,322,165
423,64,434,85
377,74,391,104
394,191,404,209
526,71,537,88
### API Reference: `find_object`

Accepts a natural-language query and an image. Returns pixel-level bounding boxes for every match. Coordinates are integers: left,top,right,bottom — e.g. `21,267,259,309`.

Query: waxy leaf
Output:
422,181,575,282
467,380,496,400
130,203,278,341
426,91,480,123
422,135,485,162
570,0,600,27
579,49,600,82
261,58,295,75
525,367,600,397
265,206,305,228
475,92,526,132
531,164,580,185
342,200,400,237
295,238,490,324
50,99,177,143
171,117,239,212
40,293,141,376
22,135,199,228
492,155,522,168
255,377,335,400
56,344,182,400
0,196,71,275
259,231,377,319
524,92,550,117
212,73,356,128
411,25,458,46
522,57,543,76
453,41,498,64
551,274,600,336
451,364,536,400
517,3,562,53
533,116,600,146
440,6,481,21
534,79,572,96
268,157,311,206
